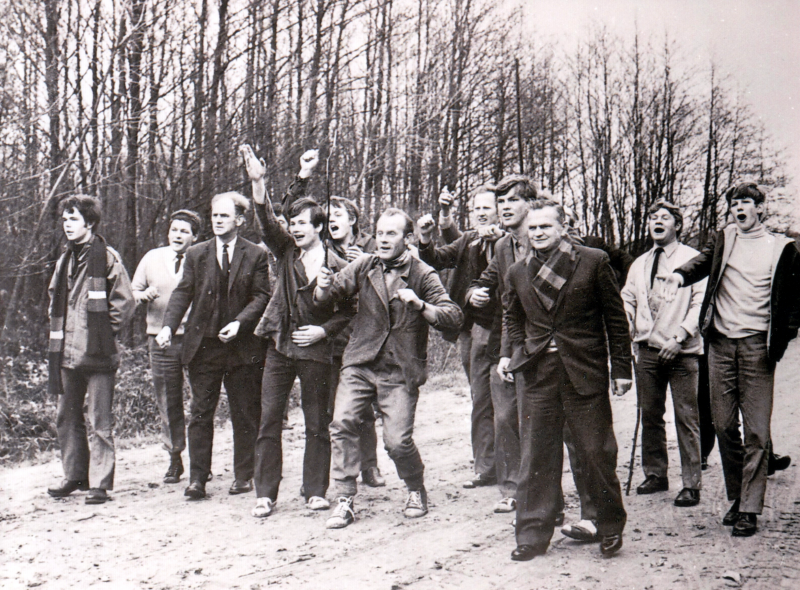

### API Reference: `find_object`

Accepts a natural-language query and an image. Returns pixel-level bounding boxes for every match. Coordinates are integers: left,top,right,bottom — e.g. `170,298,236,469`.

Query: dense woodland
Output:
0,0,795,351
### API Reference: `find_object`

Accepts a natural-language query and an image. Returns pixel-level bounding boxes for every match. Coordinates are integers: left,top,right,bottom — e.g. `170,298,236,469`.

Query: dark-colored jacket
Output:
418,229,495,341
320,254,464,388
48,238,135,371
254,201,355,362
503,245,632,395
464,233,523,360
675,224,800,362
163,237,271,365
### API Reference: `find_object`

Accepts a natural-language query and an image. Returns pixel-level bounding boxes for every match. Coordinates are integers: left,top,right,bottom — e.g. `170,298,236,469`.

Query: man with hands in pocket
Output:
313,208,463,529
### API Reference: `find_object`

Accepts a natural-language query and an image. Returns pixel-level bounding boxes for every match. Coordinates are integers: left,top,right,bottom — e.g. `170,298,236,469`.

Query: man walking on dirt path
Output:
156,192,270,501
314,208,463,529
500,200,631,560
46,194,135,505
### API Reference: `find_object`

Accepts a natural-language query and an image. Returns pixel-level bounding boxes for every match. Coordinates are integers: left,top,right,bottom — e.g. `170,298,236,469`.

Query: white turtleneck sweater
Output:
713,224,774,338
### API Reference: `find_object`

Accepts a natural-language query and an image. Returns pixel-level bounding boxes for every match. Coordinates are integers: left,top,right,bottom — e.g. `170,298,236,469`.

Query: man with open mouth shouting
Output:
664,181,800,537
315,207,463,529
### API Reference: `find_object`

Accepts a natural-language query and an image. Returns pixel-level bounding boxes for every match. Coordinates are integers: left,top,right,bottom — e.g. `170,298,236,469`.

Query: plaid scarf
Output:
48,235,116,395
529,239,576,311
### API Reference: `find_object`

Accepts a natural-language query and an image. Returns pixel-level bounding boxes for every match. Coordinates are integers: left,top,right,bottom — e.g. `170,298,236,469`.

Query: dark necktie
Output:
175,253,184,274
650,247,664,289
222,244,230,277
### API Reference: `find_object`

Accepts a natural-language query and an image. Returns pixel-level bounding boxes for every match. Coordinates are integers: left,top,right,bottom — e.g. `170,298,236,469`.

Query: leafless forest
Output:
0,0,794,349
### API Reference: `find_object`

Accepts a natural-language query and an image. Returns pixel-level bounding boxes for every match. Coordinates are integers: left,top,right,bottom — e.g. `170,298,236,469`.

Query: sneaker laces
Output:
406,490,424,510
331,497,354,520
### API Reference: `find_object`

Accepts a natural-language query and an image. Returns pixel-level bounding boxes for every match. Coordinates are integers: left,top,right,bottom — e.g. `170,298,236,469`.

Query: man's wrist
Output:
298,169,313,179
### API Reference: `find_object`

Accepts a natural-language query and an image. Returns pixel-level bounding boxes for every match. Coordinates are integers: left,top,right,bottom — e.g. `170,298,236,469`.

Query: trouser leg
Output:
331,365,377,497
149,336,186,455
736,334,774,514
515,354,565,548
331,357,379,472
57,368,90,483
468,324,496,481
708,333,745,502
224,359,263,482
563,423,597,521
84,371,116,490
491,359,520,498
560,366,626,538
669,354,702,490
635,347,670,479
187,342,225,483
297,359,334,499
457,329,472,382
254,345,296,500
375,361,424,489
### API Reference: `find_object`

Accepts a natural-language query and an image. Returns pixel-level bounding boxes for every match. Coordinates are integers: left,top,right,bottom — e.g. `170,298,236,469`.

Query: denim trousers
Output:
635,346,702,490
332,357,424,496
707,331,774,514
148,336,187,456
330,357,379,472
57,368,117,490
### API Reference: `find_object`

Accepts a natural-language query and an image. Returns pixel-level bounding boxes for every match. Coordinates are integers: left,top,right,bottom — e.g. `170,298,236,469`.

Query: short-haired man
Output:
664,182,800,537
621,201,706,507
47,195,135,504
241,145,356,518
132,209,203,483
315,208,463,528
156,191,270,500
460,175,537,508
501,200,631,560
418,186,513,513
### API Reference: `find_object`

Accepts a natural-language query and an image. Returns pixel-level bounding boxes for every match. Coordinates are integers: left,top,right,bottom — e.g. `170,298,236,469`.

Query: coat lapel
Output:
205,240,219,290
367,265,390,312
550,247,580,315
228,239,245,294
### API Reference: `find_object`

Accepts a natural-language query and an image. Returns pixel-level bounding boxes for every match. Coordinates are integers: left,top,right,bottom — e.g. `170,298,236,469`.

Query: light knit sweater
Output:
713,225,774,338
131,246,189,335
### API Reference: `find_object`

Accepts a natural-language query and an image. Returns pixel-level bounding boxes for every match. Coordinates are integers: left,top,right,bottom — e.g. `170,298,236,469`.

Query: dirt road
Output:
3,341,800,590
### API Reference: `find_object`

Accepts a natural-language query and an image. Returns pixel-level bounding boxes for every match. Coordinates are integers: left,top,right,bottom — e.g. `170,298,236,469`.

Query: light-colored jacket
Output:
131,246,189,336
621,241,706,355
48,240,135,370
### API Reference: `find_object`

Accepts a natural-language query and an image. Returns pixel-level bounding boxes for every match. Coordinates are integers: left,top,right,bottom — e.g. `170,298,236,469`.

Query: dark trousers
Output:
468,324,496,483
708,331,774,514
635,347,702,490
697,354,716,460
515,352,626,548
332,358,424,496
148,336,187,456
458,329,472,381
57,368,116,490
186,338,262,484
562,424,598,522
255,344,333,501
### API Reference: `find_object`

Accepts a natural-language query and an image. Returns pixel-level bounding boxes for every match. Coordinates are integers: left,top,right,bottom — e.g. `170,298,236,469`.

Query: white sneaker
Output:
494,497,516,513
404,488,428,518
561,519,598,542
326,496,355,529
306,496,331,510
251,497,275,518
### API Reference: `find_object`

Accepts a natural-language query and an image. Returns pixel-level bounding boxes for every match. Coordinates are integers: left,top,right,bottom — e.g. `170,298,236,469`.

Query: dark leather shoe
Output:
47,479,89,498
85,488,108,504
361,466,386,487
463,473,497,489
732,513,757,537
511,544,547,561
674,488,700,507
163,455,184,484
600,533,623,556
229,479,253,495
636,475,669,495
184,480,206,499
722,499,741,526
768,453,791,476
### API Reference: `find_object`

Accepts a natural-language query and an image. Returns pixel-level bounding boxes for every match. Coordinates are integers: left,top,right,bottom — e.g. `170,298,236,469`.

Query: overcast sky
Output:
519,0,800,186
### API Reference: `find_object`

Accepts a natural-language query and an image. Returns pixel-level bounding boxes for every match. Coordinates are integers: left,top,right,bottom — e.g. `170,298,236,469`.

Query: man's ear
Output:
756,202,766,219
235,214,245,227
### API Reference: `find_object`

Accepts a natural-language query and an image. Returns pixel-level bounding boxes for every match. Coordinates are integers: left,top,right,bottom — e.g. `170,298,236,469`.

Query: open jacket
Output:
162,237,271,366
502,245,632,395
675,224,800,362
254,201,355,362
48,238,135,371
319,253,463,388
